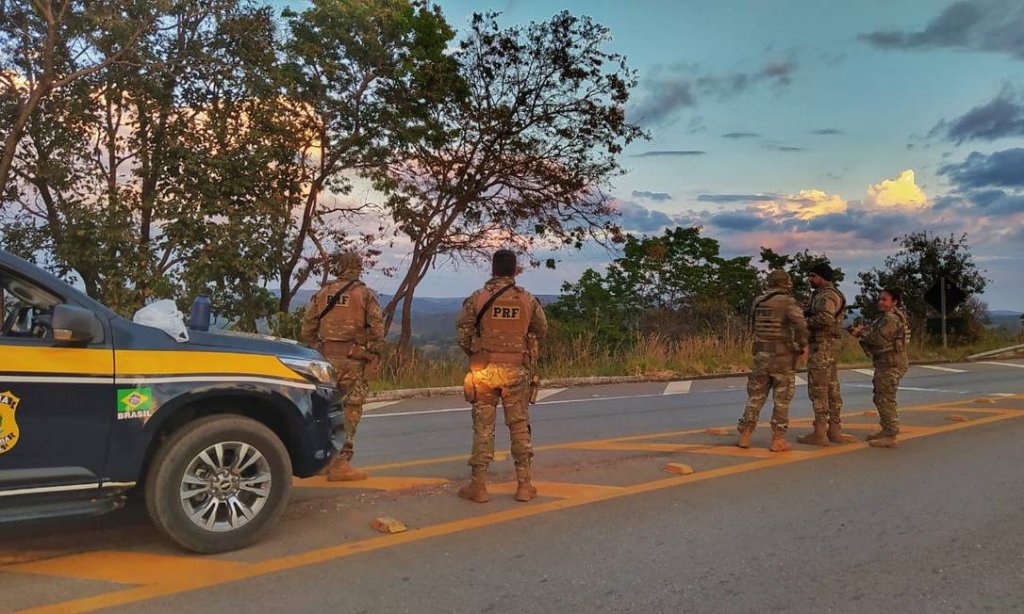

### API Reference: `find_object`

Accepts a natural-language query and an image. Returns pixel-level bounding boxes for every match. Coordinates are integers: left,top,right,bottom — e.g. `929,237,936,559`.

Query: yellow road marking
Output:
686,446,810,459
12,551,247,586
486,481,624,499
13,399,1024,613
294,476,449,491
560,442,698,453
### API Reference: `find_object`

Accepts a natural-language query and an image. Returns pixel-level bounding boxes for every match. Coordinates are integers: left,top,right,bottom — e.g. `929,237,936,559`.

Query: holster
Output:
347,344,374,362
463,371,477,403
529,374,540,404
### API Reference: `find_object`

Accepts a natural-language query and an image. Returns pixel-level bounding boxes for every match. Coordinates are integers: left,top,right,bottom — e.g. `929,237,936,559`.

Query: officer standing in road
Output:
797,263,857,446
737,270,809,451
456,250,548,504
849,288,910,449
301,252,385,481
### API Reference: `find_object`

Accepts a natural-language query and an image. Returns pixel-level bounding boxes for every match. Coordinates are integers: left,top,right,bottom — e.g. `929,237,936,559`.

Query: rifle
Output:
526,332,540,404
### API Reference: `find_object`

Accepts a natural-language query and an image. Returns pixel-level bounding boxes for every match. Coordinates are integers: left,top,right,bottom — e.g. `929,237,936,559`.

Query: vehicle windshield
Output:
1,269,62,339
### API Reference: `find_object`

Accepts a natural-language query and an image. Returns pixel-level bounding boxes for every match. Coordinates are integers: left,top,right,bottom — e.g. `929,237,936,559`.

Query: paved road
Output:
3,359,1024,613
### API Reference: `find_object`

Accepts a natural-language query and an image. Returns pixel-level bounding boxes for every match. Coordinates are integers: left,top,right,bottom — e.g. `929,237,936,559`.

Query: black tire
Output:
145,414,292,553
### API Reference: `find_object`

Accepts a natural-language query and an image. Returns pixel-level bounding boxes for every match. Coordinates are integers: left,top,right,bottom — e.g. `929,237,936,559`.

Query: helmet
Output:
766,269,792,289
333,252,363,278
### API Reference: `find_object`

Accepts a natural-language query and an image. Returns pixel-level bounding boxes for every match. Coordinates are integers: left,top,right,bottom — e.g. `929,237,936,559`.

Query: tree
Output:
378,11,645,355
274,0,461,314
548,227,761,343
758,247,844,304
0,0,158,197
854,231,988,342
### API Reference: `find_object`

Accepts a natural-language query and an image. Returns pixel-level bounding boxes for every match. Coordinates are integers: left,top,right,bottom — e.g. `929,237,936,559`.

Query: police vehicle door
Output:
0,267,115,491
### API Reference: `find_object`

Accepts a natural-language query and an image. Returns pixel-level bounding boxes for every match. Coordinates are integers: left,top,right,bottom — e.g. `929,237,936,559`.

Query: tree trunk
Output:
0,79,53,198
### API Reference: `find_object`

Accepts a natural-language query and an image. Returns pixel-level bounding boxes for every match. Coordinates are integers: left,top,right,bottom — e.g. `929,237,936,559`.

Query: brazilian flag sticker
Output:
117,388,155,421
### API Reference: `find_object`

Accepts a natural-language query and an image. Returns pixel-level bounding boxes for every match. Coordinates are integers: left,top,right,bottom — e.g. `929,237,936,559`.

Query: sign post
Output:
940,277,947,349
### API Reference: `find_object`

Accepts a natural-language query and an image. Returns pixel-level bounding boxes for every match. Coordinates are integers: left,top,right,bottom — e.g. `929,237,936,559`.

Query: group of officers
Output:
301,250,911,505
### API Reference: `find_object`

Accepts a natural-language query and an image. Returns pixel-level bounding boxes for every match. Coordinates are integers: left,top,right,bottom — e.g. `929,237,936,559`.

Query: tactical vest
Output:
472,285,534,364
751,291,793,355
317,280,369,343
817,286,847,339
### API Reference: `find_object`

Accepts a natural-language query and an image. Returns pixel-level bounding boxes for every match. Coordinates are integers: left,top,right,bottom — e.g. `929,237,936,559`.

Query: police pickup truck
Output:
0,249,341,553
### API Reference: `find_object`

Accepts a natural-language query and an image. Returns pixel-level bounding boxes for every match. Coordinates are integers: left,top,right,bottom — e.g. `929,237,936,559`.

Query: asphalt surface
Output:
3,358,1024,613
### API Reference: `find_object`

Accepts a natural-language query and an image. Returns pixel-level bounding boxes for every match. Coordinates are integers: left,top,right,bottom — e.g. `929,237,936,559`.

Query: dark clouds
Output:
697,193,778,203
632,190,673,202
930,85,1024,144
860,0,1024,60
811,128,844,135
617,201,674,232
633,150,707,157
722,132,761,139
940,148,1024,189
762,143,807,152
629,60,799,127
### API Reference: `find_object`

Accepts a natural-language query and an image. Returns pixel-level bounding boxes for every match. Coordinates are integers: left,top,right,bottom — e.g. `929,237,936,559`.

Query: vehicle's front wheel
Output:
145,414,292,553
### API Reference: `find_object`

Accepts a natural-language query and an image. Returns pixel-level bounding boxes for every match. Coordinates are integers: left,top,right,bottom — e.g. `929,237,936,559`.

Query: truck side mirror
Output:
52,304,103,345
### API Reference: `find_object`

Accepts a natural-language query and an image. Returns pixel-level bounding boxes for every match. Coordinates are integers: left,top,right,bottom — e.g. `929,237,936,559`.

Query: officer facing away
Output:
301,252,385,481
797,262,857,446
849,288,910,449
736,269,809,452
456,250,548,503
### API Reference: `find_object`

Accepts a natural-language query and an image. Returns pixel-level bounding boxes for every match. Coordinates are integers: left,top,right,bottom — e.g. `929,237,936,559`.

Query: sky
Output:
360,0,1024,310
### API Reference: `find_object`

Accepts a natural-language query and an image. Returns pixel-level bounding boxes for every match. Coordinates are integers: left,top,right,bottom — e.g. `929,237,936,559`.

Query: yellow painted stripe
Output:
12,551,247,586
486,481,624,499
15,400,1024,613
294,476,449,491
0,347,113,375
561,442,699,453
116,350,302,381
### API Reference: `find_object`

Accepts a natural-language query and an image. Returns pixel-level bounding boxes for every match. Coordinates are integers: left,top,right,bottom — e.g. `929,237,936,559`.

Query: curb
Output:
367,356,993,402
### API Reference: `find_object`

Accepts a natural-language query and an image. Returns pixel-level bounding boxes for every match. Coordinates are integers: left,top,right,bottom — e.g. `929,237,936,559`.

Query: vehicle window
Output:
0,269,62,341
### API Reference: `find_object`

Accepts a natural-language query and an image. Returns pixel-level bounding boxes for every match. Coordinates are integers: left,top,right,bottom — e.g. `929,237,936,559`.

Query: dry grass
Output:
371,329,1018,391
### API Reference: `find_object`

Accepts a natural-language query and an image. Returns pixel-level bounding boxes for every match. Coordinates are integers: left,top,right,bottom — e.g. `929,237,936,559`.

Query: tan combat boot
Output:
827,423,859,444
769,432,792,452
458,467,489,503
868,435,899,448
326,457,368,482
865,430,886,441
797,422,830,446
736,428,753,449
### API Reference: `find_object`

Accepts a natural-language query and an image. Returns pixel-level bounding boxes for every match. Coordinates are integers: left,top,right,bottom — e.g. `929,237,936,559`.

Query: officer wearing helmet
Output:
301,252,385,481
736,269,809,452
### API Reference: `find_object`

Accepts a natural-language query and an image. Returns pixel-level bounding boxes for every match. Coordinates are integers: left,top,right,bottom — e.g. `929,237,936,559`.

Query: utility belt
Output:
320,339,374,362
469,350,527,368
752,340,793,355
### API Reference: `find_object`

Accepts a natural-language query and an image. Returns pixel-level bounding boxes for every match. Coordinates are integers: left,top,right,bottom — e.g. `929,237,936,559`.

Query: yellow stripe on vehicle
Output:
0,347,113,375
116,350,303,381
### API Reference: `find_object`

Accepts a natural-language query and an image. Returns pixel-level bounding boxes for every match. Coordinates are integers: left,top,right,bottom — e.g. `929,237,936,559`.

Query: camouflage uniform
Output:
456,276,548,489
301,255,385,470
859,307,910,437
806,283,846,427
737,272,808,444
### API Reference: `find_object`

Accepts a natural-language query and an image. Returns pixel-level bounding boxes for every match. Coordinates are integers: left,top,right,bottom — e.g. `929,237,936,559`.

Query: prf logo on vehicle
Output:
0,390,20,454
117,387,155,421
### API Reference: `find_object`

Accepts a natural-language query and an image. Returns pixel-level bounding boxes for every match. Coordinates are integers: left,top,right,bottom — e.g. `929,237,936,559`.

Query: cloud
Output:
708,210,773,232
860,0,1024,61
633,150,707,157
811,128,844,135
866,169,928,208
722,132,761,139
632,190,673,202
940,148,1024,189
614,201,674,233
930,85,1024,144
697,193,779,203
629,59,799,126
762,143,807,152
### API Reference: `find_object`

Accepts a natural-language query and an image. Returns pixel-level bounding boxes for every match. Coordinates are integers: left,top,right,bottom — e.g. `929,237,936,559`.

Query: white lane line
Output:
365,401,401,412
853,369,875,376
795,375,807,386
979,361,1024,369
536,387,566,401
663,380,693,395
919,365,968,373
